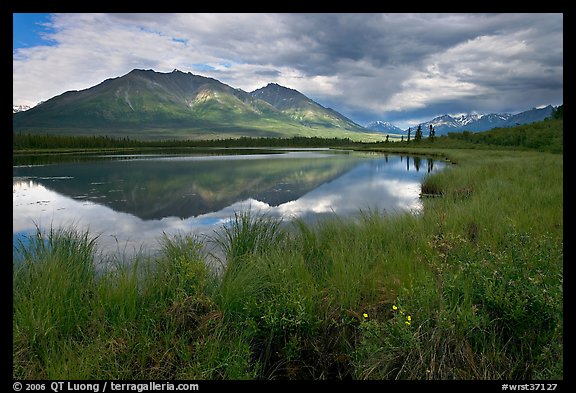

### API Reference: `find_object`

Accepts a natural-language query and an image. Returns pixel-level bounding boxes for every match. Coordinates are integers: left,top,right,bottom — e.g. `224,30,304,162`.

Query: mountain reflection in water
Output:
13,149,445,257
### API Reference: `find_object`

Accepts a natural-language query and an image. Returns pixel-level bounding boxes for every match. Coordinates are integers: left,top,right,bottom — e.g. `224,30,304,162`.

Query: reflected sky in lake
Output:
13,149,446,258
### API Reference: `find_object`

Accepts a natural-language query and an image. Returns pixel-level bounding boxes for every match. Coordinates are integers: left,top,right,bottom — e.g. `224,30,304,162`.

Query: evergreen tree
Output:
414,125,423,141
407,127,411,143
552,104,563,119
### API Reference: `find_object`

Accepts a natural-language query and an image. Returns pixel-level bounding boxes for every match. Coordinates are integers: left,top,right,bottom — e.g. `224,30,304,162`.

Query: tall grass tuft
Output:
211,209,285,276
13,225,99,379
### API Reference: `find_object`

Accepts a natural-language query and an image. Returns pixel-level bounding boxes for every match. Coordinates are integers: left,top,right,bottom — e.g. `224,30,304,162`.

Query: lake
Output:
13,148,447,259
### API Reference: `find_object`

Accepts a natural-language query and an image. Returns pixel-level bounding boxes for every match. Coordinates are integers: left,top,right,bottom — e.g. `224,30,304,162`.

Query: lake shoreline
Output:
13,141,563,380
14,148,446,259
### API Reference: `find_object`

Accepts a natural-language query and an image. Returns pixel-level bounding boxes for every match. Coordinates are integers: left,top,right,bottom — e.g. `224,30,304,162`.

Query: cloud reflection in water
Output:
13,152,444,259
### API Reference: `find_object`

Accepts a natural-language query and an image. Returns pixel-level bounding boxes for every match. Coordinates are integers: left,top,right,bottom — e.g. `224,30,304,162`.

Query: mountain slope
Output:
13,69,376,140
14,69,281,131
250,83,365,131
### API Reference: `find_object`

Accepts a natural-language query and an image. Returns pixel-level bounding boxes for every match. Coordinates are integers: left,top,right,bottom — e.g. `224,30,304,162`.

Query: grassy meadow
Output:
13,120,563,380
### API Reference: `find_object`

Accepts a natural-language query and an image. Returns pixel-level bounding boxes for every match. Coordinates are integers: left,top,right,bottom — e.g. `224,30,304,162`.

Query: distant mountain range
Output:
364,121,404,134
13,105,31,113
12,69,372,140
366,105,557,135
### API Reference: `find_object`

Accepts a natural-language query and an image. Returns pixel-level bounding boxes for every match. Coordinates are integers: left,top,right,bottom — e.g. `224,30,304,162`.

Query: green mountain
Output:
250,83,365,131
13,69,381,141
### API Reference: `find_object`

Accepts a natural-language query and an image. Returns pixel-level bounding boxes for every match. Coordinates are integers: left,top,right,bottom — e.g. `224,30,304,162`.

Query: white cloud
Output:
383,67,485,112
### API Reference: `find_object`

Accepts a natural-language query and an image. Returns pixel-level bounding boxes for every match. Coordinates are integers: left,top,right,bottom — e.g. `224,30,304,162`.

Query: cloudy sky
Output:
13,13,563,129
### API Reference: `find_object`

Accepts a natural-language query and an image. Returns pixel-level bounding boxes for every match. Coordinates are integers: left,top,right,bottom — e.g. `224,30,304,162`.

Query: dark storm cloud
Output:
253,69,282,77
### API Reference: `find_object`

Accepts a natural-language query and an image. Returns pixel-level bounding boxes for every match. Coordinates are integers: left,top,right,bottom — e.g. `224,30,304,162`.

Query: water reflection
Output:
13,150,445,257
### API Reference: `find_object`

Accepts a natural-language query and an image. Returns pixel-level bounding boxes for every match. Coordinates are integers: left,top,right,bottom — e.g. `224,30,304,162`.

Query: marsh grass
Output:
13,149,563,380
13,225,99,378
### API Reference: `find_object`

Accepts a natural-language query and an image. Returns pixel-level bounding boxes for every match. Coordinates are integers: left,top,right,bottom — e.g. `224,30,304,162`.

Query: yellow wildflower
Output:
363,313,368,319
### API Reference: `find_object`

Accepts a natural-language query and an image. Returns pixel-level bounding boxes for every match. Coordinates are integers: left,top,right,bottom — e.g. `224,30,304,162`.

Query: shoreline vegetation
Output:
13,118,563,380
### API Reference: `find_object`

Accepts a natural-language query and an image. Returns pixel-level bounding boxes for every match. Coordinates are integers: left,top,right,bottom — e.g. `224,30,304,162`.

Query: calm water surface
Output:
13,149,446,258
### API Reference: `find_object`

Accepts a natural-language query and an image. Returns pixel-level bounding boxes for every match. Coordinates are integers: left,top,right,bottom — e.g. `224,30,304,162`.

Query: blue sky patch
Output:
13,13,55,49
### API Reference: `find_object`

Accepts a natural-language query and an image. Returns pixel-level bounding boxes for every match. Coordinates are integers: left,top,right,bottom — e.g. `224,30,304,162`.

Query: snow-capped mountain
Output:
13,105,32,113
365,120,403,133
366,105,555,136
404,106,554,135
453,113,484,126
408,113,511,135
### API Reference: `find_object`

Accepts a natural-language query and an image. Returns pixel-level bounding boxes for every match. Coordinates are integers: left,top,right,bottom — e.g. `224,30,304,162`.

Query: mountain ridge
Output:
250,83,364,131
14,68,559,140
13,105,31,113
12,68,373,140
365,106,557,135
364,121,404,134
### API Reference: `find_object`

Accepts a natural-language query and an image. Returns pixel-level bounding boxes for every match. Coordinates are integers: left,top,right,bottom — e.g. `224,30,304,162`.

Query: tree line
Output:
12,133,361,150
13,106,562,153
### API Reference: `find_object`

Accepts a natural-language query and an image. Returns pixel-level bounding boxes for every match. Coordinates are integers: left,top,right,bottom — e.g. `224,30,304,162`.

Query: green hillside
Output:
13,69,384,141
251,83,366,131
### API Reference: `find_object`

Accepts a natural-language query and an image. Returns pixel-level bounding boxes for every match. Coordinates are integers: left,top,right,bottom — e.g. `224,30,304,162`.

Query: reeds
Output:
13,149,563,380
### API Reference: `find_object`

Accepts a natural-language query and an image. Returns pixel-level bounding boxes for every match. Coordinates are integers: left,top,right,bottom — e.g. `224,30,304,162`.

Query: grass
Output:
12,147,563,380
13,121,390,143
